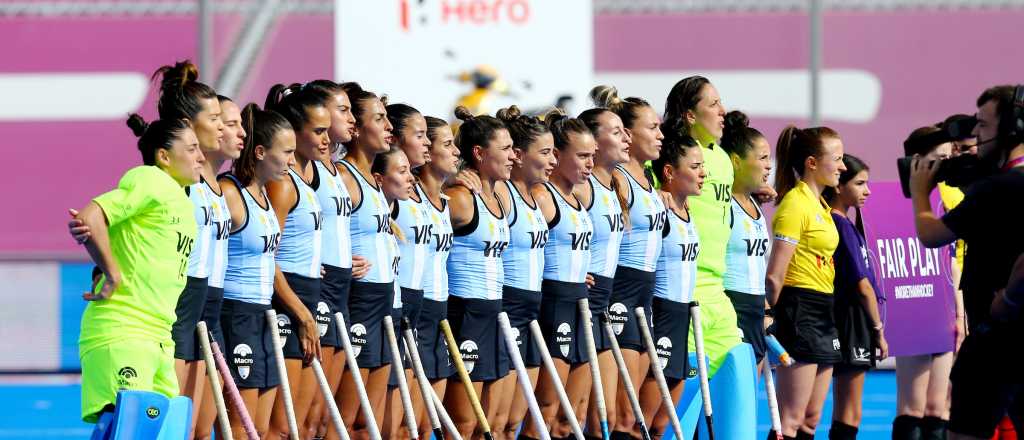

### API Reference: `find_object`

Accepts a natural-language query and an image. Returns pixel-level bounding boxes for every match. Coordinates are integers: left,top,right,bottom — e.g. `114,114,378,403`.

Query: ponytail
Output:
543,109,589,151
264,83,331,133
235,103,292,186
589,85,651,130
152,60,217,121
496,105,549,151
125,114,193,166
720,110,764,158
774,125,839,203
453,105,506,170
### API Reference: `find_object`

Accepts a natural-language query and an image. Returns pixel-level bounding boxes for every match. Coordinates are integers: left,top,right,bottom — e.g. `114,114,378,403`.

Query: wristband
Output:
764,308,775,318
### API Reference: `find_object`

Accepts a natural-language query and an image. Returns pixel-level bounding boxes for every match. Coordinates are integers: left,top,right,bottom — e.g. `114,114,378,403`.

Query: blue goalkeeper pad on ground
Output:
89,390,192,440
666,343,758,440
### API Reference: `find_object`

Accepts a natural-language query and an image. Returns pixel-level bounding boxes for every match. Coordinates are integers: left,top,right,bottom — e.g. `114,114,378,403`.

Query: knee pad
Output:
90,390,193,440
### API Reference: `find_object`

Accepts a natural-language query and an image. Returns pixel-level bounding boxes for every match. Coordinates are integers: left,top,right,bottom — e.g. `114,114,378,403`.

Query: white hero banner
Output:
336,0,594,118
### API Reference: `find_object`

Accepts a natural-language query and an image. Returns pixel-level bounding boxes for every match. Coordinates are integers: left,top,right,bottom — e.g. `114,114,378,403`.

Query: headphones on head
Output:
998,84,1024,143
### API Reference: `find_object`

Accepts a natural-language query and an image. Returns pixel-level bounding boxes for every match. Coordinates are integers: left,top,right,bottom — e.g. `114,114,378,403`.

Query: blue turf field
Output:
0,371,898,439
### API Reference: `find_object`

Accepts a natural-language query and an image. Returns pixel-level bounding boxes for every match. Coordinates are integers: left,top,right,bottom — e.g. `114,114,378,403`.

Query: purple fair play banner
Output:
862,181,956,356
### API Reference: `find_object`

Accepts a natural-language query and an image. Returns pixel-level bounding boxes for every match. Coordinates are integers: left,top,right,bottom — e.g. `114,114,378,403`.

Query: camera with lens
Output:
897,115,995,198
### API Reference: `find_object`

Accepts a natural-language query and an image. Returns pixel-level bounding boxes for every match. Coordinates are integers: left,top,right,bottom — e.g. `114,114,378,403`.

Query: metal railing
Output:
4,0,1023,17
594,0,1024,13
0,0,330,16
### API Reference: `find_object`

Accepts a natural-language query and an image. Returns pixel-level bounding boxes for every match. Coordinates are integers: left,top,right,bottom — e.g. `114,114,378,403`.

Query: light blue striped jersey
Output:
422,193,454,302
542,183,593,283
617,167,667,273
448,193,509,300
654,208,700,303
222,175,280,305
185,178,216,279
502,181,547,292
396,184,433,291
275,169,323,278
339,160,395,283
206,184,231,289
586,175,625,278
723,196,770,295
314,161,353,269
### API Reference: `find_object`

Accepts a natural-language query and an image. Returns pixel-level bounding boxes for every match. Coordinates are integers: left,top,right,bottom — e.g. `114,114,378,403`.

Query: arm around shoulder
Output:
446,185,475,228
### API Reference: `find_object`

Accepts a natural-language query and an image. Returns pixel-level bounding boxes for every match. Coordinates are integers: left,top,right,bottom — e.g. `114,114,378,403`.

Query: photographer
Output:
909,85,1024,440
895,126,963,440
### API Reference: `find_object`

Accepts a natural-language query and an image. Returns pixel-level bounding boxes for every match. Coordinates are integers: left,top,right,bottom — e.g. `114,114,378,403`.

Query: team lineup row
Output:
70,59,884,440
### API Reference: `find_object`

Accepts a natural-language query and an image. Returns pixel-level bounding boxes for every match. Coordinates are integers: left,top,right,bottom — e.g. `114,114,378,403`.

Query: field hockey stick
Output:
633,307,684,440
763,365,783,440
400,318,445,440
688,303,715,440
497,313,550,440
208,336,258,438
427,378,464,440
383,316,419,439
764,335,794,367
264,310,300,440
600,311,651,440
310,356,350,440
333,312,381,440
439,319,495,440
196,321,234,440
578,298,609,440
528,320,585,440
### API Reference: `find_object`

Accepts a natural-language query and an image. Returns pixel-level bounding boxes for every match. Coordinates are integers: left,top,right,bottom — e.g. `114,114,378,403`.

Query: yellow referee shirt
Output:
771,180,839,294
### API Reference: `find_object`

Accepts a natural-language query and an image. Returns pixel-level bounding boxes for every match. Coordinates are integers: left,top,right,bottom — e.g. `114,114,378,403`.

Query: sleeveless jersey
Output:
314,161,353,270
340,160,395,283
186,178,216,279
275,169,323,278
617,166,667,272
222,175,281,305
543,183,593,283
723,196,770,296
586,175,625,278
206,183,231,289
423,194,454,302
502,181,547,292
448,193,510,300
396,184,433,291
654,208,700,304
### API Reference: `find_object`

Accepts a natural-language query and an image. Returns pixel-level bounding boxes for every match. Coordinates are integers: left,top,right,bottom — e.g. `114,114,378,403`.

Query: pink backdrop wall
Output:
0,13,333,257
3,10,1024,256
